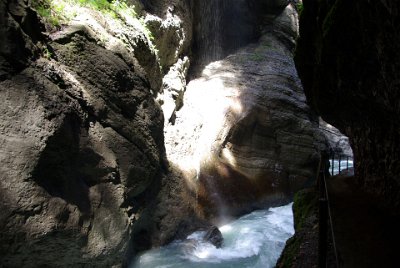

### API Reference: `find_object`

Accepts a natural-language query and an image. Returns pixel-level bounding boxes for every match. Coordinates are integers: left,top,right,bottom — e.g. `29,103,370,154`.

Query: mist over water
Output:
131,203,294,268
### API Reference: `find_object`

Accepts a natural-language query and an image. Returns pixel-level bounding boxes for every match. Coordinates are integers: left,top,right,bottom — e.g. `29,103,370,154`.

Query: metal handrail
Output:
318,157,339,268
329,152,353,176
323,166,339,267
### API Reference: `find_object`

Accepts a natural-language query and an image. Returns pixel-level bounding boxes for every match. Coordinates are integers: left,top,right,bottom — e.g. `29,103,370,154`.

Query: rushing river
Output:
131,203,294,268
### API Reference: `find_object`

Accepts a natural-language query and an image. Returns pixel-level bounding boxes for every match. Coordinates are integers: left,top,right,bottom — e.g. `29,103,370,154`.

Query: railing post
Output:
338,154,341,175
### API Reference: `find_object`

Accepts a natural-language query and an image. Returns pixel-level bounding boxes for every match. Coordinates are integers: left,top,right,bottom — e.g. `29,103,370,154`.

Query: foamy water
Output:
131,203,294,268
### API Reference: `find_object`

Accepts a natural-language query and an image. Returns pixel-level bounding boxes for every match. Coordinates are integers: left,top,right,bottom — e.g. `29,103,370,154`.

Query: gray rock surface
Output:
140,0,193,71
165,4,326,219
319,118,353,157
203,226,223,248
157,57,190,124
0,0,339,266
0,0,194,266
145,14,188,72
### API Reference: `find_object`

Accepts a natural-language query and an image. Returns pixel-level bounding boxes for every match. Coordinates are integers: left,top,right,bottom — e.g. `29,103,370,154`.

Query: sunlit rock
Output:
165,4,326,220
157,57,190,124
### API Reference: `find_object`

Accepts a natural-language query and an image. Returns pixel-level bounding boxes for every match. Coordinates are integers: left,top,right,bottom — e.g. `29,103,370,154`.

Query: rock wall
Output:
0,0,352,266
319,118,353,157
0,0,197,266
295,0,400,211
165,3,327,220
190,0,292,75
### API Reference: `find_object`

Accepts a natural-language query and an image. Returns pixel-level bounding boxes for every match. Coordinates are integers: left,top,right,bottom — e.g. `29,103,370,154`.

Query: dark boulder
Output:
203,226,223,248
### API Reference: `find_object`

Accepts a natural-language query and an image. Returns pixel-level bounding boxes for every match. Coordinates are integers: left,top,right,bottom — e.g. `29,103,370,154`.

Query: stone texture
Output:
319,118,353,157
190,0,297,74
203,226,223,248
157,57,190,125
295,0,400,211
276,188,319,268
0,0,41,79
145,14,188,72
130,164,209,250
165,4,326,220
140,0,193,70
0,0,185,266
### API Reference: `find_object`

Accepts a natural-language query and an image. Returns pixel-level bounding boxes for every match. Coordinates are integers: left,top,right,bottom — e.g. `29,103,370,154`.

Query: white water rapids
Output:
131,203,294,268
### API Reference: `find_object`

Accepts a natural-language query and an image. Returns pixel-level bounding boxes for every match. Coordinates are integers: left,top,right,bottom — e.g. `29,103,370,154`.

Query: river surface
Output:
131,203,294,268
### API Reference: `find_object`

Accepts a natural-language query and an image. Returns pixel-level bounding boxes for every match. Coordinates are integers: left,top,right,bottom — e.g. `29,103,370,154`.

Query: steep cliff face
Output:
319,118,352,157
0,0,349,266
295,0,400,210
191,0,291,73
165,3,326,220
0,0,196,266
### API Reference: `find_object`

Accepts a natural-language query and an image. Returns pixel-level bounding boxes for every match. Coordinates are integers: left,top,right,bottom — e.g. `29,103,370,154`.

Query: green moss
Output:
277,235,302,268
276,188,318,267
140,18,154,42
293,188,317,230
42,46,53,59
31,0,138,27
249,52,264,62
295,2,304,16
77,0,110,10
260,39,272,48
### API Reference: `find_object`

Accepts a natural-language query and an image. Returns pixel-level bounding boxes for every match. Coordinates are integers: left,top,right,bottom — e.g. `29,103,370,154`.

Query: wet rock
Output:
203,226,223,248
276,188,318,268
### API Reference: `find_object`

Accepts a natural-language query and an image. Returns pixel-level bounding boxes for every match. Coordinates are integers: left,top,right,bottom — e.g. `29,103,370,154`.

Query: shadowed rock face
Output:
165,4,326,220
0,38,162,268
295,0,400,211
0,0,195,266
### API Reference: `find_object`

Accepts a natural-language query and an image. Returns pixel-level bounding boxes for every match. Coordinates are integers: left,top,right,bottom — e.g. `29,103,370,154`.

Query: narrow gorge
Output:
1,0,399,267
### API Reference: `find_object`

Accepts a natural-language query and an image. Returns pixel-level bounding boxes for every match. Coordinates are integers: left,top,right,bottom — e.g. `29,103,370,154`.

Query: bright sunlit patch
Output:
240,227,250,233
139,254,154,263
219,224,233,233
230,98,243,114
220,148,237,167
194,249,211,259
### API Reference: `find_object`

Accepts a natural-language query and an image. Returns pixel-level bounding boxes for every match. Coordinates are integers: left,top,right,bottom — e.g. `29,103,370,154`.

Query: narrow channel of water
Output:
131,203,294,268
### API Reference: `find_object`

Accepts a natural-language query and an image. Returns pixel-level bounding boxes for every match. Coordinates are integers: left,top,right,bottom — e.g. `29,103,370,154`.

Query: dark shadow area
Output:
295,0,400,213
32,113,91,214
327,174,400,268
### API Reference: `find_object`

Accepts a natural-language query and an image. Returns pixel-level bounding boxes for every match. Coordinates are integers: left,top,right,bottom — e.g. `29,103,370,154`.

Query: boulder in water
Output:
203,226,223,248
